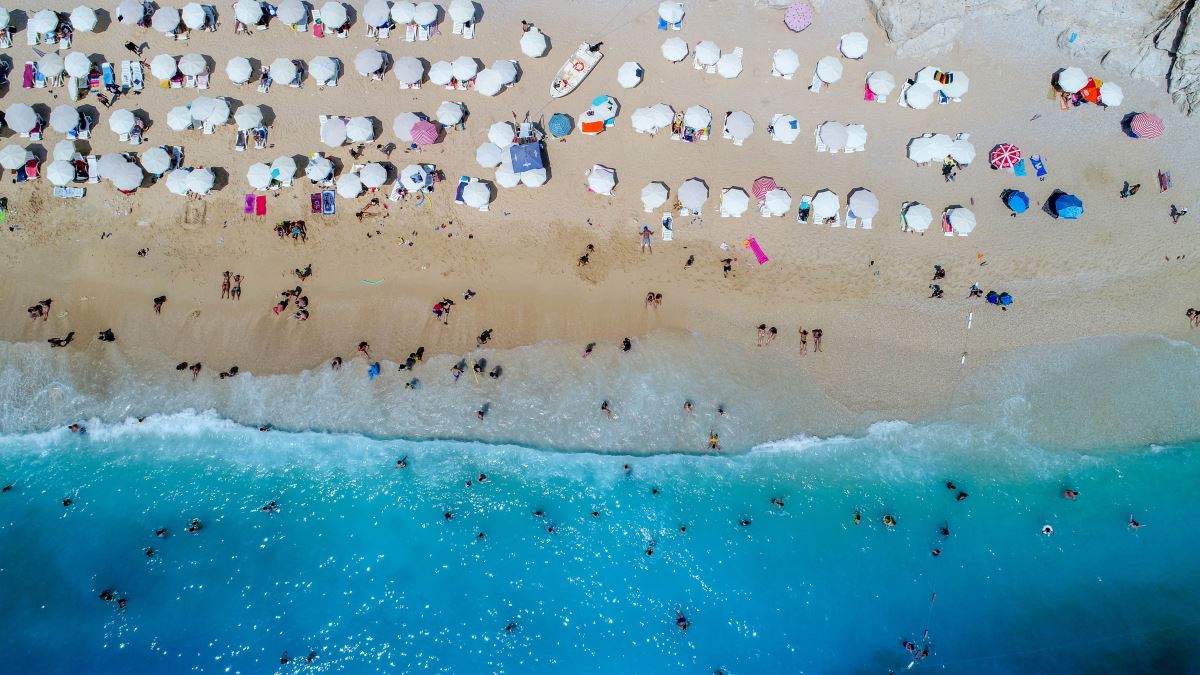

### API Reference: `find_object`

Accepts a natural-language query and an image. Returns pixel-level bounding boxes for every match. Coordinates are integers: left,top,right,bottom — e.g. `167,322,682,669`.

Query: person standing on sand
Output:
799,328,808,355
1170,205,1189,223
153,296,166,314
812,329,823,352
721,258,734,278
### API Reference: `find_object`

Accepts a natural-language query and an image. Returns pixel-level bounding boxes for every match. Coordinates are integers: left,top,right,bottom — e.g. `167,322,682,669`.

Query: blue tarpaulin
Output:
1005,190,1029,213
1054,193,1083,219
510,142,544,172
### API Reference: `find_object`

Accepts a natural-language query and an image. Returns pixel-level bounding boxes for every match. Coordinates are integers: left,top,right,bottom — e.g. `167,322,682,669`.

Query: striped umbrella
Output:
1129,112,1164,139
751,177,777,200
989,143,1021,169
783,1,813,32
410,120,439,146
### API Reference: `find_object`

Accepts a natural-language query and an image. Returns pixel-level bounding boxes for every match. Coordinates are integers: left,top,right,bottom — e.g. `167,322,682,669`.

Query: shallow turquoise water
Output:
1,412,1198,674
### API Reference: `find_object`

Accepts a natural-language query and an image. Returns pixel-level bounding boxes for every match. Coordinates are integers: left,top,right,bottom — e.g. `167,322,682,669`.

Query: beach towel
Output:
322,190,336,214
744,237,768,265
254,195,266,216
310,193,322,214
1012,159,1027,177
243,194,255,214
863,83,875,102
1030,155,1047,181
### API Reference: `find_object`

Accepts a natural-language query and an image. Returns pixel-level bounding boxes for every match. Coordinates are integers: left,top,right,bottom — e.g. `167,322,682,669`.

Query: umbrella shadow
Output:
209,166,230,192
8,9,27,33
256,102,278,128
1119,111,1138,138
343,4,358,30
91,8,113,33
1042,189,1066,218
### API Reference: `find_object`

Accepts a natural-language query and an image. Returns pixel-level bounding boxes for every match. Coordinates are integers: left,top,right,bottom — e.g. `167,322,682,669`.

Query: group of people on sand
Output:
274,220,308,243
272,285,309,321
220,271,243,301
755,323,823,353
1187,308,1200,328
644,292,663,309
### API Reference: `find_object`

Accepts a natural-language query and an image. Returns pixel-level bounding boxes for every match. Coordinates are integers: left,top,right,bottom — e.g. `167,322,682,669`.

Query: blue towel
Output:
1013,159,1027,177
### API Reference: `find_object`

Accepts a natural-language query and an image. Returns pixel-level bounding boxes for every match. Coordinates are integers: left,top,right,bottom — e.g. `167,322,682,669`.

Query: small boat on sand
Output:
550,43,602,98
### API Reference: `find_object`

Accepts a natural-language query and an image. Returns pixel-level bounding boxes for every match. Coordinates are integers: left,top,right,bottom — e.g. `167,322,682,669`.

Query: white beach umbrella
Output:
488,121,514,148
234,0,263,25
725,111,754,141
399,163,428,191
117,0,144,25
0,8,9,29
187,168,214,195
717,52,742,79
53,139,78,162
906,135,935,163
48,160,76,186
811,190,840,220
618,62,642,88
683,105,710,130
392,1,417,23
1057,67,1087,93
179,53,207,77
721,188,750,217
336,173,363,198
927,133,953,158
165,169,190,195
320,1,348,27
949,138,976,165
276,0,306,24
452,57,479,81
770,114,800,143
205,98,231,126
234,105,264,131
695,41,720,67
392,112,420,141
363,0,392,26
651,103,675,128
436,101,464,126
661,37,688,63
346,116,375,142
867,71,895,97
189,96,217,122
109,162,144,192
678,178,708,211
764,189,792,216
166,105,193,131
521,168,548,187
414,1,438,24
915,66,939,84
491,60,518,85
182,2,207,28
65,52,92,78
0,144,27,170
39,54,65,79
904,203,933,232
1100,81,1124,106
109,109,136,135
846,124,867,151
394,56,423,85
49,105,80,134
588,166,616,195
641,182,668,210
495,164,520,189
226,57,253,84
905,82,936,109
5,104,37,135
355,49,384,76
359,162,387,188
71,6,99,32
152,6,180,34
848,189,879,218
463,180,490,208
948,207,976,234
520,28,548,58
247,162,272,189
269,58,298,84
940,71,969,98
429,60,454,85
141,147,171,174
321,117,348,146
773,49,800,77
630,107,659,133
308,56,337,84
448,0,474,23
30,9,60,33
306,156,333,182
658,1,684,23
97,153,127,177
816,56,843,84
818,121,848,150
839,32,868,59
151,54,177,80
475,142,503,168
475,69,503,96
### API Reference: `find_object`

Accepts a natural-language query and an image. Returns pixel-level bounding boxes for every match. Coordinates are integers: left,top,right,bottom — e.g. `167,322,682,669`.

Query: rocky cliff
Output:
863,0,1200,114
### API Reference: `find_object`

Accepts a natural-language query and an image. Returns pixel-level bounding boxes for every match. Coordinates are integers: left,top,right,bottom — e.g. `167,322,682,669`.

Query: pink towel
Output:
255,195,267,216
746,237,769,265
243,194,254,214
864,83,875,102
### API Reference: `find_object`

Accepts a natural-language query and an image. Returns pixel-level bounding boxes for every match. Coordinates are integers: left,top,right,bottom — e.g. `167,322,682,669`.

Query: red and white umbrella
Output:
989,143,1021,169
410,120,439,145
751,177,777,200
1129,112,1164,139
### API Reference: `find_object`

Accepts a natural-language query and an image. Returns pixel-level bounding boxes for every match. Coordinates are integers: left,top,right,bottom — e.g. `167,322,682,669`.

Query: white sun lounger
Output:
86,155,99,183
814,128,827,152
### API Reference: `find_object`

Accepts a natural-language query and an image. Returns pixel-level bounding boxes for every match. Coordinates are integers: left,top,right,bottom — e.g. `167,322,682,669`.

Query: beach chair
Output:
0,27,11,48
452,21,464,35
234,130,247,151
202,119,215,135
86,155,99,182
257,73,272,93
254,127,268,149
196,72,209,89
33,63,46,88
462,22,474,39
405,23,417,41
184,74,196,88
814,128,827,153
861,217,873,230
897,81,912,107
101,62,115,90
455,175,468,204
418,24,431,41
846,211,858,229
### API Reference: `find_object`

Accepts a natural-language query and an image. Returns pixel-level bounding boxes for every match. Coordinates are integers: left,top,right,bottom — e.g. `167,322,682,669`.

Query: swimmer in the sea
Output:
1063,488,1079,500
396,456,408,468
187,518,203,533
853,511,861,525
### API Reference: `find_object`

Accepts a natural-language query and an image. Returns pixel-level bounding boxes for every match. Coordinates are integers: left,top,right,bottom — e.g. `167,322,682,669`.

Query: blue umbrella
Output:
1005,190,1029,213
1054,193,1083,219
548,113,572,137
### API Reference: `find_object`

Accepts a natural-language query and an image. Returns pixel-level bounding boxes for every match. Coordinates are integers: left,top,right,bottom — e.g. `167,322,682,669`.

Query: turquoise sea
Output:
1,335,1198,673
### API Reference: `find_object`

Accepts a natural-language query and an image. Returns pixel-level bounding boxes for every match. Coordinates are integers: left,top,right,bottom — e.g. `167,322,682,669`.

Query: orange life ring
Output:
573,61,584,72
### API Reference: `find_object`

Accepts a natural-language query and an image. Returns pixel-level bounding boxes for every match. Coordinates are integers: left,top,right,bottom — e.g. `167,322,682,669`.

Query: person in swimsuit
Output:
331,357,342,370
640,226,653,254
153,296,166,314
799,328,808,355
765,327,777,346
812,329,823,352
190,363,202,381
231,275,242,300
221,271,231,299
600,401,613,418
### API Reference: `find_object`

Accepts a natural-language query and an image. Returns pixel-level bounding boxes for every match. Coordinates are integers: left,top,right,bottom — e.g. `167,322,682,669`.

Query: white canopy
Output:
905,82,936,109
97,153,130,177
904,203,933,232
448,0,475,23
182,2,208,28
306,155,333,181
949,138,976,165
226,57,253,84
695,41,720,67
658,1,684,23
773,49,800,77
392,112,421,141
618,62,642,88
429,60,454,85
49,105,80,134
392,1,417,23
816,56,843,84
187,167,214,195
359,162,387,189
867,71,895,96
165,168,191,195
475,69,503,96
495,165,520,188
276,0,307,25
141,147,171,174
152,6,180,33
521,168,548,187
53,139,78,162
151,54,177,80
1099,81,1124,106
839,32,868,59
588,165,616,195
179,53,207,77
247,162,273,189
394,56,423,85
117,0,145,25
725,111,754,141
631,107,659,133
488,121,515,148
521,28,548,58
678,178,708,211
346,116,375,142
309,56,337,83
721,188,749,217
48,160,76,186
436,101,464,126
166,105,193,131
398,163,428,191
5,104,37,134
463,180,490,208
1057,67,1087,93
641,182,668,210
683,105,710,129
234,0,263,25
189,96,218,122
846,124,867,150
108,109,137,135
230,106,262,132
0,145,28,170
336,173,363,198
414,1,438,24
770,114,800,143
717,52,742,79
321,117,348,146
763,189,791,216
39,54,65,78
948,207,976,234
650,103,674,128
907,134,951,163
452,57,479,81
848,189,879,218
941,71,969,98
363,0,392,26
355,49,385,76
492,60,518,84
109,162,144,192
205,98,230,125
475,142,503,168
811,190,840,219
319,1,348,27
661,37,688,62
818,121,848,150
71,6,99,32
65,52,92,78
269,58,298,84
30,9,61,33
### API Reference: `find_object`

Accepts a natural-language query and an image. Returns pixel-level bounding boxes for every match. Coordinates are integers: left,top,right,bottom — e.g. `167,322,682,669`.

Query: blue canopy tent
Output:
548,113,572,137
1005,190,1029,214
510,142,544,172
1054,193,1083,219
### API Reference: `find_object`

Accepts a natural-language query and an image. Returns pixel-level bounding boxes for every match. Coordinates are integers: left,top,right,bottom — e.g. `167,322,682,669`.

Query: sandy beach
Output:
1,0,1197,434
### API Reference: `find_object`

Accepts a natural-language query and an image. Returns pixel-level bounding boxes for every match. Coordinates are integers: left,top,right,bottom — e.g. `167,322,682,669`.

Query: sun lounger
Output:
418,24,431,41
462,22,474,39
196,72,209,89
129,125,142,145
814,128,827,152
311,11,324,37
797,196,812,223
130,61,145,91
452,21,463,35
203,5,218,30
405,23,417,41
86,155,99,182
120,61,132,90
176,29,189,40
33,63,46,88
54,186,86,199
455,175,468,204
254,127,267,149
235,130,247,151
26,27,39,46
897,81,912,107
29,121,43,141
169,146,184,170
0,28,11,49
102,62,115,90
257,73,272,93
846,211,859,229
829,211,842,228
